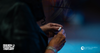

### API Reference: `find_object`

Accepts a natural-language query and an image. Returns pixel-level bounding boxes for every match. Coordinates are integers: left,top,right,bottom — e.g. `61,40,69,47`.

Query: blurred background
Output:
37,0,100,53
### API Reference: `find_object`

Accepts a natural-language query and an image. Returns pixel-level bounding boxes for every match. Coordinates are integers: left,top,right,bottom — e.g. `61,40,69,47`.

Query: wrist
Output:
46,46,57,53
45,49,55,53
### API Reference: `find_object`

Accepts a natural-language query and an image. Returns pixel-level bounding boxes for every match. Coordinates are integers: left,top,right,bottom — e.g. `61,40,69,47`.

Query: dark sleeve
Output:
19,0,45,21
1,2,47,53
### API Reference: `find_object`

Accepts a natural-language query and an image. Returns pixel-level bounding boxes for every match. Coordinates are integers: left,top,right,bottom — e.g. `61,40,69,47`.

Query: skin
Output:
40,23,66,53
40,23,63,37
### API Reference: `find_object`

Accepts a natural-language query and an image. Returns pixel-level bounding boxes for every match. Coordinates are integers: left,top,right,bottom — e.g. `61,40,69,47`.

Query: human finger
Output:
59,33,66,42
58,29,65,34
50,23,63,28
59,40,66,47
50,26,60,30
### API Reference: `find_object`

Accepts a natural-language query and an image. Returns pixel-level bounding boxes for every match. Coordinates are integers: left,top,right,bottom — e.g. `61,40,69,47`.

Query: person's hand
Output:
40,23,63,37
48,29,66,51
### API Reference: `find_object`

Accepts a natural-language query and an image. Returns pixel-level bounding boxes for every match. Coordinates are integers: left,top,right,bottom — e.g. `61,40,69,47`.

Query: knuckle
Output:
63,36,66,39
